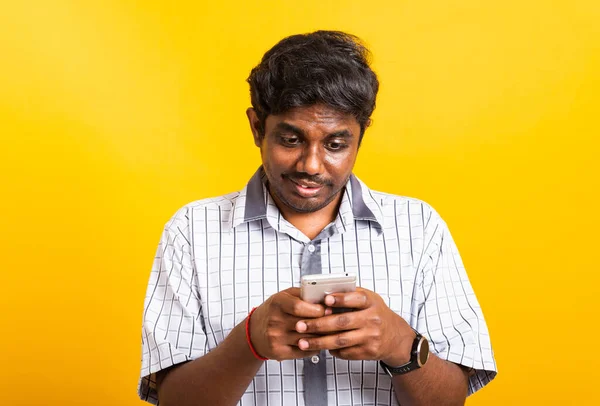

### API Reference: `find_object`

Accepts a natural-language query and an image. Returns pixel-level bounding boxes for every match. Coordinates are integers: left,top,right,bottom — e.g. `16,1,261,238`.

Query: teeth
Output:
293,180,319,189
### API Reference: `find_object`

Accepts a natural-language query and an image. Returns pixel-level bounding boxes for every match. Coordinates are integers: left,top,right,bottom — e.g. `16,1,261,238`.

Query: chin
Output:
285,195,336,213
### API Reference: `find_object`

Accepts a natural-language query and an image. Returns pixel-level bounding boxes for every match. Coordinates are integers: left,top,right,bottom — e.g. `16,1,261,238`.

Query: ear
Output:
246,108,263,148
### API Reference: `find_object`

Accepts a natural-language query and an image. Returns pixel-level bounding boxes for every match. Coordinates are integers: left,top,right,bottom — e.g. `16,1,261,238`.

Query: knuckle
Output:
265,330,279,342
365,346,377,358
267,318,280,329
266,297,278,310
306,321,317,332
369,315,382,326
370,330,382,341
366,341,381,358
335,334,348,347
335,314,350,328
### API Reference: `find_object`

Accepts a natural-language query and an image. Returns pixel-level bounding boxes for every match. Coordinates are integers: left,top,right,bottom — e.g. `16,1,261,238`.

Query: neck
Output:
272,192,343,241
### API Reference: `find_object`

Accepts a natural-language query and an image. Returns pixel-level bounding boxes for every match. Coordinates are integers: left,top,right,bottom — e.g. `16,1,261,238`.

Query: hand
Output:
250,287,327,361
294,288,415,366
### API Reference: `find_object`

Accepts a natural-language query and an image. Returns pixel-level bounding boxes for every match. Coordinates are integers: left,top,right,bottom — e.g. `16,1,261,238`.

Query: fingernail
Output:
325,295,335,306
325,307,333,315
298,339,309,350
296,321,307,332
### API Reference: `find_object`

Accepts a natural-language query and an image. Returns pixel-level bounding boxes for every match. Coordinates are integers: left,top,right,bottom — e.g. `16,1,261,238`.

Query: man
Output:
138,31,497,406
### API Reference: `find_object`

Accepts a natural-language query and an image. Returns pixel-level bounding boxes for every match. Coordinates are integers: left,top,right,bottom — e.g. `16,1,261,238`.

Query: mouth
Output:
288,178,324,197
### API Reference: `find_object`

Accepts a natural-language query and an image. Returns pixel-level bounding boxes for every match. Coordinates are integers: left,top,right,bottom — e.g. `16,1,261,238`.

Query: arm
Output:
157,288,326,406
140,211,327,405
156,319,262,406
295,288,468,406
390,352,469,406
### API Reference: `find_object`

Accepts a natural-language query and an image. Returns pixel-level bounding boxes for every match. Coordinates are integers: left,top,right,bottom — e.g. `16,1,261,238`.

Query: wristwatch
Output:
379,330,430,376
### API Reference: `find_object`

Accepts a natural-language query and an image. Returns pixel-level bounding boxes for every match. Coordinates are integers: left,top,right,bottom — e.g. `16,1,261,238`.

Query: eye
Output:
280,136,301,147
327,141,348,151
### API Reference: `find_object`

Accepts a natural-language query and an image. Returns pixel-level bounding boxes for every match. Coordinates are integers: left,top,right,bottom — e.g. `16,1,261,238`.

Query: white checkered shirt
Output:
139,168,497,405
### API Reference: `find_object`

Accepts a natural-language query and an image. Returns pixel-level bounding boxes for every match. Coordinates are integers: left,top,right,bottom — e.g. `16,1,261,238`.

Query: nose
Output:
297,143,323,175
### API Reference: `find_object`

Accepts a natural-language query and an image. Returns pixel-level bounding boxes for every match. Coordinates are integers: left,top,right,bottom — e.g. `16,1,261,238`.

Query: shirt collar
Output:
229,167,384,234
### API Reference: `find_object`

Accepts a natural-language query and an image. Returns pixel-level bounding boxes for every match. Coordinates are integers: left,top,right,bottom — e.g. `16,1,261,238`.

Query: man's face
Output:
248,104,361,214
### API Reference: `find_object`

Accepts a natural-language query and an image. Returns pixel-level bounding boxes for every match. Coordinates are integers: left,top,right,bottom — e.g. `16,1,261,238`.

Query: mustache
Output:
283,173,333,186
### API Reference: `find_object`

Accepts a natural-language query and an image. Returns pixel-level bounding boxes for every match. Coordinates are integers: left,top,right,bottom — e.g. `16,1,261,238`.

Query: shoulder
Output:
369,189,444,225
164,191,242,230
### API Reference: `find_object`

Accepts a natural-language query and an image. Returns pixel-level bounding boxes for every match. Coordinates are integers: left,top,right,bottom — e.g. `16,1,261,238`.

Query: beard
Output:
269,180,343,213
265,171,349,214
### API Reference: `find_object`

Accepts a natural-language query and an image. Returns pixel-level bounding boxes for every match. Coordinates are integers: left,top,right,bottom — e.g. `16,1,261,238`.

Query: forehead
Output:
266,104,360,133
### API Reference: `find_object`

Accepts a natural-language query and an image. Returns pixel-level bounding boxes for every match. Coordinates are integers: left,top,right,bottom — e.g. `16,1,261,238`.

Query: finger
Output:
269,344,320,361
282,287,301,297
262,314,321,335
281,332,322,346
295,313,359,334
280,315,314,333
324,288,371,310
277,292,326,318
329,346,367,360
297,330,362,352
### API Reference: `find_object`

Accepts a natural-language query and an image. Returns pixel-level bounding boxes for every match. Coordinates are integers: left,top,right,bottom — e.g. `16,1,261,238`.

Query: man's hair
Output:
247,30,379,140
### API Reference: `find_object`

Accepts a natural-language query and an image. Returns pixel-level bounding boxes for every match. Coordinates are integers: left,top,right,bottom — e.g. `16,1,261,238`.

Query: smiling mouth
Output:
291,179,322,189
289,179,324,197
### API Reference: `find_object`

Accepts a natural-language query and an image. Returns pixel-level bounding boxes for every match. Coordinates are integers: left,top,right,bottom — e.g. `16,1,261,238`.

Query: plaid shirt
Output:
139,167,497,405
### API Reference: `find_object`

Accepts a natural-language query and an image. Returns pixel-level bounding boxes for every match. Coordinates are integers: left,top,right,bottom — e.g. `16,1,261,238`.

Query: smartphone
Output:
300,273,357,304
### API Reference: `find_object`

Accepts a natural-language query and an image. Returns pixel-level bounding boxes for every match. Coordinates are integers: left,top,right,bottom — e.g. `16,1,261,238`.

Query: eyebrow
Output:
274,122,354,139
327,130,353,139
274,122,305,137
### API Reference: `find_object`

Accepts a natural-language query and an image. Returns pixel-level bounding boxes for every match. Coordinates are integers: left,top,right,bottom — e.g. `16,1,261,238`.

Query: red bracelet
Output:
246,307,268,361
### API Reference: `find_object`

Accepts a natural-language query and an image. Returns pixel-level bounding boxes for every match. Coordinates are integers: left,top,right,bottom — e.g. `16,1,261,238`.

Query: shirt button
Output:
311,355,320,364
307,244,315,253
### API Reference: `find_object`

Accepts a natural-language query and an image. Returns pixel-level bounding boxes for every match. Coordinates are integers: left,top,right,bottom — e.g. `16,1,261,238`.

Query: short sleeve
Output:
416,211,497,396
138,207,208,404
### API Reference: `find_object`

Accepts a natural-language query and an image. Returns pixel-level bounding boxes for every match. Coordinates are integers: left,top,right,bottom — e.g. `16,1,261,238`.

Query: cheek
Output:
324,152,356,176
262,147,291,176
266,146,300,167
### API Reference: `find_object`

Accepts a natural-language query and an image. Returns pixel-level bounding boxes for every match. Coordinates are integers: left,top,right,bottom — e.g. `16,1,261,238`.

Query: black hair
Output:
247,30,379,141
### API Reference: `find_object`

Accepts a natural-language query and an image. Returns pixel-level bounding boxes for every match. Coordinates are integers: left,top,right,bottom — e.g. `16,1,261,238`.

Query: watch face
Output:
418,338,430,366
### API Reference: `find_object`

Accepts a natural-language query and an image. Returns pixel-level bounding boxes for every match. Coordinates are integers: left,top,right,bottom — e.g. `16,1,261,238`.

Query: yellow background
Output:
1,0,598,405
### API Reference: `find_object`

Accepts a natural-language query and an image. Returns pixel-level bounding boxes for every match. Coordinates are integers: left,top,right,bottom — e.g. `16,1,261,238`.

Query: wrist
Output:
380,330,430,377
381,329,416,367
246,307,268,361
